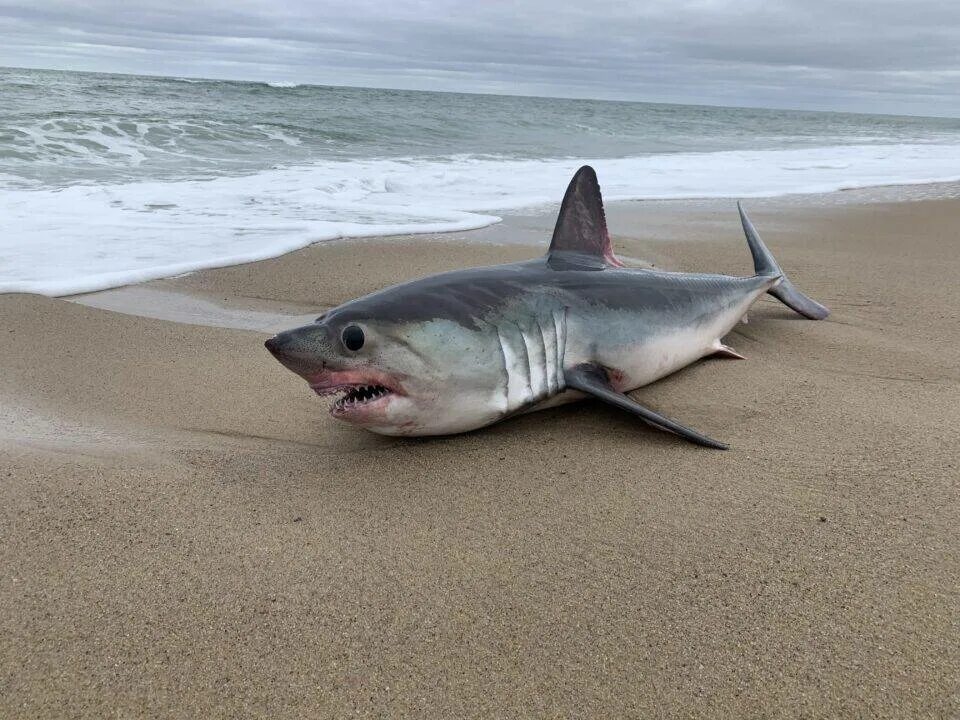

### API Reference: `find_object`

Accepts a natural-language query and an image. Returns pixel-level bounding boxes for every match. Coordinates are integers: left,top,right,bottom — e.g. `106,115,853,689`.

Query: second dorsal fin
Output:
547,165,623,269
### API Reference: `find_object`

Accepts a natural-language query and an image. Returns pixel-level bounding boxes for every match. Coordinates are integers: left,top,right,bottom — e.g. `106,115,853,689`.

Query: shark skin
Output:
266,166,828,449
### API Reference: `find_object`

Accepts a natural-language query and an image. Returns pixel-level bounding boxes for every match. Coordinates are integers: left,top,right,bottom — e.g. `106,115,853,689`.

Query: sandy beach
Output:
2,195,958,717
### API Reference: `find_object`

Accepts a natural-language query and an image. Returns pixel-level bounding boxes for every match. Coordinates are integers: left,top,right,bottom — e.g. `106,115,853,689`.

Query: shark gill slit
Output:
493,326,511,414
514,321,535,399
553,308,567,392
523,321,549,398
537,317,558,394
497,327,527,412
495,313,569,414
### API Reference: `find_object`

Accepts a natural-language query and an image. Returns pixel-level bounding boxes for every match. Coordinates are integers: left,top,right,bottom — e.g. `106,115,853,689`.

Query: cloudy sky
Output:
1,0,958,115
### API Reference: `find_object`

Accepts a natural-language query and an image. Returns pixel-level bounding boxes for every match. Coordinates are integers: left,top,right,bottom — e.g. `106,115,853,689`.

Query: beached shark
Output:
265,166,828,448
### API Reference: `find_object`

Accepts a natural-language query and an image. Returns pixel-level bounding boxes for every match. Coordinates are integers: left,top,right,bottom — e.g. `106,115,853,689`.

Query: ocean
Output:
3,66,960,296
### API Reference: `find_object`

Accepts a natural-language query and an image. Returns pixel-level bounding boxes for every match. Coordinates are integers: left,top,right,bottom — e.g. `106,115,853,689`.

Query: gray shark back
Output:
326,258,767,333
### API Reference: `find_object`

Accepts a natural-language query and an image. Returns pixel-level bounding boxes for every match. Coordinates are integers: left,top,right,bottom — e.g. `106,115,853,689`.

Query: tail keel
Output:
738,203,829,320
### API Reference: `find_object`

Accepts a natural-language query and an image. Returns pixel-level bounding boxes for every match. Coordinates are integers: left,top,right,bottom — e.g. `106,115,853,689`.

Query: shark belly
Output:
578,282,770,392
522,320,728,415
614,327,722,389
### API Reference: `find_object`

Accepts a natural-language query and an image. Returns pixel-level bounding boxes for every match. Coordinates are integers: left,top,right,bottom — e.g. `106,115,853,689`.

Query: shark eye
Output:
341,324,365,351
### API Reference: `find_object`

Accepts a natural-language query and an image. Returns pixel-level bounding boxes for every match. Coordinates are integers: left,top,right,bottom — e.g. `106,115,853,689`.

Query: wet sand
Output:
2,196,958,717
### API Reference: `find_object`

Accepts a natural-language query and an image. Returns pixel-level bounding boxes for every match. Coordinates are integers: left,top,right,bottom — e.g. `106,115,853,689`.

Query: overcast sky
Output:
2,0,959,116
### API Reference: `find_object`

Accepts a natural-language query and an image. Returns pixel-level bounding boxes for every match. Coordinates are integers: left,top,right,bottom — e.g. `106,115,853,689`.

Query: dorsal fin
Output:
547,165,623,269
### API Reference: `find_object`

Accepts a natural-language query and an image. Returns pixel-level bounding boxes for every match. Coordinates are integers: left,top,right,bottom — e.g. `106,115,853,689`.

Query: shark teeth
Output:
331,384,392,410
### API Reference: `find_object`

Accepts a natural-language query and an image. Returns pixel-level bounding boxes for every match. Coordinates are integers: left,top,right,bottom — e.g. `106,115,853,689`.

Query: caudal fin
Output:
738,203,830,320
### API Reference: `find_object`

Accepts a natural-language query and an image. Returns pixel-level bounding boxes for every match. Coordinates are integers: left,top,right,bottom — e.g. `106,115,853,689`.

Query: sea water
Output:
3,67,960,295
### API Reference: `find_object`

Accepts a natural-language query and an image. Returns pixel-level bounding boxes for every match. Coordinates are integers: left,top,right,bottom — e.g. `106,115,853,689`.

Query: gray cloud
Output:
1,0,959,115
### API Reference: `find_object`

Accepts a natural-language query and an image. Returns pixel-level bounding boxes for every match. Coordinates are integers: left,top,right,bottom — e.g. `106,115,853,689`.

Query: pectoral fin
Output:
565,364,729,450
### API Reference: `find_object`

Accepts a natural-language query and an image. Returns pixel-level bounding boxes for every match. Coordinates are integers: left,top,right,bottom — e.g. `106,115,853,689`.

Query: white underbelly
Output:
611,327,720,389
522,325,720,415
592,298,759,391
522,283,768,414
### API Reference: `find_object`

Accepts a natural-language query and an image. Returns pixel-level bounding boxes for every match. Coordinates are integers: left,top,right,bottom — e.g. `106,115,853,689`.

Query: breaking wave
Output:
4,145,960,295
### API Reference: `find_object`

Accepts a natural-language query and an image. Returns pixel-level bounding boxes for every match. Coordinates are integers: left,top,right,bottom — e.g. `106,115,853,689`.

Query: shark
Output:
265,166,828,449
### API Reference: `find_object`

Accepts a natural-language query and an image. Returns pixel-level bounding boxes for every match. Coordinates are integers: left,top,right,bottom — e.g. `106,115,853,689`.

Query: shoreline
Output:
58,178,960,328
3,192,959,716
3,176,960,299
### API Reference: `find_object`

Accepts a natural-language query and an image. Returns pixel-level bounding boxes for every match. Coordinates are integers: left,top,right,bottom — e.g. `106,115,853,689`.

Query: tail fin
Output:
738,203,829,320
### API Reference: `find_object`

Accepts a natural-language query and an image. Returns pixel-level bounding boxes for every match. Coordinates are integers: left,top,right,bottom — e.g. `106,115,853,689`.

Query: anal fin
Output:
565,364,728,450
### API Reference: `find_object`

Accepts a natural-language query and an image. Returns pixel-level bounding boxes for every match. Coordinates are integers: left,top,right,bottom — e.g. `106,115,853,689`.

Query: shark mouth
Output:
310,381,397,416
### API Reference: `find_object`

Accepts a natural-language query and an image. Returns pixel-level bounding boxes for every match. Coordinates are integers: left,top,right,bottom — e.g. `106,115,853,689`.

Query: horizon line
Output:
3,62,958,123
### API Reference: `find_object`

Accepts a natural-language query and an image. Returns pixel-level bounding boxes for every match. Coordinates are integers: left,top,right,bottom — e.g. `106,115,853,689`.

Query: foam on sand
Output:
4,144,960,296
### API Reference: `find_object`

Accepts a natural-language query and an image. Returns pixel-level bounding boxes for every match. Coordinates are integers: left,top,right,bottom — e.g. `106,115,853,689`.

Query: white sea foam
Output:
4,143,960,296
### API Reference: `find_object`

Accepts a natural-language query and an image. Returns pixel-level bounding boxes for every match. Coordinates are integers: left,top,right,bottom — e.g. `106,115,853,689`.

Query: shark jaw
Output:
306,369,404,422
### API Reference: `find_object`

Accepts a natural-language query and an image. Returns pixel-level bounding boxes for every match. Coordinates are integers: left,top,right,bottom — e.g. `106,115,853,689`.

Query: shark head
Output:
265,290,510,436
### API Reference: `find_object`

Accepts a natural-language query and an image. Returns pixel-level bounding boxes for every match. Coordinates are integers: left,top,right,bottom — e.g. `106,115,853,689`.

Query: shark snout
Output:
265,326,328,377
263,334,283,355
